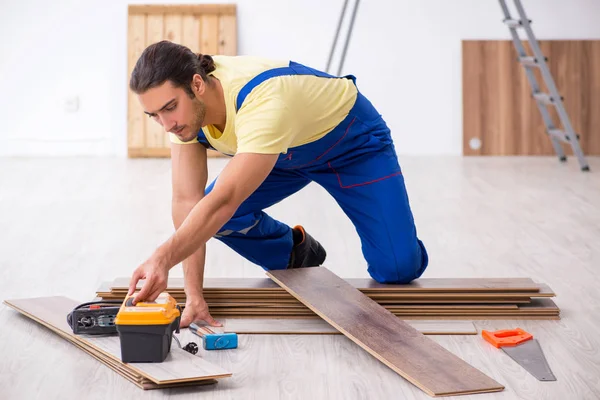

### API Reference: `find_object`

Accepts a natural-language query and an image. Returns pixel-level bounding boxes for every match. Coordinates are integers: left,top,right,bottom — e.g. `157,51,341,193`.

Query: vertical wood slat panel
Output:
462,40,600,156
127,15,146,150
587,41,600,154
145,14,166,149
163,14,183,149
199,14,220,159
181,15,201,53
218,14,237,56
201,15,219,55
461,41,481,155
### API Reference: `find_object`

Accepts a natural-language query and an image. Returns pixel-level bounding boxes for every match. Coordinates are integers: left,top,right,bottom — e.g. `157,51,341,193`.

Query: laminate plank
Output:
204,309,556,316
390,316,561,321
106,290,554,299
106,292,544,301
3,296,232,384
110,277,544,293
53,335,218,390
54,338,218,390
208,312,558,320
219,318,477,335
207,304,519,310
267,267,504,397
7,305,155,387
99,294,532,304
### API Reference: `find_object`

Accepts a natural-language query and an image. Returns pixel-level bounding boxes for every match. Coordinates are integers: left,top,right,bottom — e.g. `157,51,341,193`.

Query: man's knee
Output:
366,240,428,284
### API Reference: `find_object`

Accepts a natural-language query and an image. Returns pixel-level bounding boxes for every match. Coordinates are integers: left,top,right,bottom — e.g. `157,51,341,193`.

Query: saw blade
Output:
502,339,556,381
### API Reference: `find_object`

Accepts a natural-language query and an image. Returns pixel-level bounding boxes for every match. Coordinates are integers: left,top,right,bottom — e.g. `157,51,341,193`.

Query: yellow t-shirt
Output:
170,56,358,155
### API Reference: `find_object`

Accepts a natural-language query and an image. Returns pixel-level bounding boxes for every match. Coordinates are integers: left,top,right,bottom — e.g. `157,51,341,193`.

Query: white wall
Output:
1,0,600,157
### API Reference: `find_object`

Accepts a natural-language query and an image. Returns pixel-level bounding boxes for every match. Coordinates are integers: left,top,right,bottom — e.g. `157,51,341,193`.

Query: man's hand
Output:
128,254,170,304
180,296,222,328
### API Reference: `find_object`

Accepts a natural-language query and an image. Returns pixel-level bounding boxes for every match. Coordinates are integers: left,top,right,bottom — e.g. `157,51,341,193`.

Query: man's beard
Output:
180,99,207,142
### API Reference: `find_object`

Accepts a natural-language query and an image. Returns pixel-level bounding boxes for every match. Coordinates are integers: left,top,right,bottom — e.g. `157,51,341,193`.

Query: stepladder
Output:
499,0,590,171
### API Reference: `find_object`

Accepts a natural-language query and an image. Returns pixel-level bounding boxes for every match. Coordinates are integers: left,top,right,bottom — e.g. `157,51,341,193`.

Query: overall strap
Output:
235,61,356,112
195,130,214,150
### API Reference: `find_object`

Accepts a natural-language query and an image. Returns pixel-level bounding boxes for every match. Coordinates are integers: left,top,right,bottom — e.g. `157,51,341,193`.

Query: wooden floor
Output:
1,155,599,399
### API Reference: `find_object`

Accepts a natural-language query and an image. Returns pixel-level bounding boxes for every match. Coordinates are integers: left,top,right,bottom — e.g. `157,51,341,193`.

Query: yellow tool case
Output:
114,292,181,363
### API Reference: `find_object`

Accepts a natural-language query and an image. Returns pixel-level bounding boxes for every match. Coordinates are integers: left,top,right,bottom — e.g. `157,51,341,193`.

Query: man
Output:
127,40,428,327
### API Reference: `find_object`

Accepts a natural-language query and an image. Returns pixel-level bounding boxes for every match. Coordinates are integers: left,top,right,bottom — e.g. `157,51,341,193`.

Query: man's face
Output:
138,80,206,143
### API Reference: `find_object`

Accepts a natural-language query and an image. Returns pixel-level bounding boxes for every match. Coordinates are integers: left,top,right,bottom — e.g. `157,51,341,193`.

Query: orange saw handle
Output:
482,328,533,348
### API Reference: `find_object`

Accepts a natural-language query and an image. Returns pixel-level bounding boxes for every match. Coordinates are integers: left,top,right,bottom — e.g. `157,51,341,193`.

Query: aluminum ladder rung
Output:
519,56,546,67
503,18,530,28
548,129,579,143
533,92,562,105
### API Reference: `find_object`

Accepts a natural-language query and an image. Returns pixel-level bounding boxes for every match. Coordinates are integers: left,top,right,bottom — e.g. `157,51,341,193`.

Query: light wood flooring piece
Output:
1,155,599,399
3,296,232,385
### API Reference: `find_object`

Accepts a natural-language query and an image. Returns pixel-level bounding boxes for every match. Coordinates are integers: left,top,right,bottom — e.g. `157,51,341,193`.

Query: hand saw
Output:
482,328,557,381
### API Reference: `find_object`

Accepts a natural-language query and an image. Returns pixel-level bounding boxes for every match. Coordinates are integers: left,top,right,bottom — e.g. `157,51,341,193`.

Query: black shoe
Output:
287,225,327,269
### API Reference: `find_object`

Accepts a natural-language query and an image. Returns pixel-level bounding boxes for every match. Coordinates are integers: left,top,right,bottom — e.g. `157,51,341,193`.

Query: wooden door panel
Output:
463,40,600,156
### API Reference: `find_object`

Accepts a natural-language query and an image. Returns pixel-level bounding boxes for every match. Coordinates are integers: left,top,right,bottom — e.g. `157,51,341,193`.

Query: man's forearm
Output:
172,200,208,298
181,245,206,298
159,152,277,271
161,191,235,270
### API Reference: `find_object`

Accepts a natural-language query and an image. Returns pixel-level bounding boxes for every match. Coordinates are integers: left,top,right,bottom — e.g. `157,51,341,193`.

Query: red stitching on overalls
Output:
284,117,357,169
328,162,402,189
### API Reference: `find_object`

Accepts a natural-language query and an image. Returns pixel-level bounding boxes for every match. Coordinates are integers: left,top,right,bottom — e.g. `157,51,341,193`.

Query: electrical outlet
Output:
469,137,482,150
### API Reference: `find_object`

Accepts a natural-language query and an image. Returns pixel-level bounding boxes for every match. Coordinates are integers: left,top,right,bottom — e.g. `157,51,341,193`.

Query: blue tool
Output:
189,322,238,350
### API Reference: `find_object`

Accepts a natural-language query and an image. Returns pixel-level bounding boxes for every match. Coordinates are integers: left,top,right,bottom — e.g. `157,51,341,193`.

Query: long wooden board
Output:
267,267,504,397
218,318,477,335
3,297,232,385
62,330,217,389
99,292,533,305
110,276,544,293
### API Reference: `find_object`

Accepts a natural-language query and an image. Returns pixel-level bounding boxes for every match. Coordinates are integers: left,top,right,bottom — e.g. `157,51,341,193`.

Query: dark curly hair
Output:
129,40,216,98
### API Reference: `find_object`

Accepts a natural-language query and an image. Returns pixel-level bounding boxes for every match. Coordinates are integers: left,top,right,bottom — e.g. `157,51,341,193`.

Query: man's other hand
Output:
180,296,222,328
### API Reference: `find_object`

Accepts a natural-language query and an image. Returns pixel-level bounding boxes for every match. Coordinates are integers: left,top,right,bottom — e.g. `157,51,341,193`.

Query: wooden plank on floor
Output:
98,294,533,304
110,277,544,292
6,303,214,390
267,267,504,397
220,318,477,335
66,331,217,389
3,296,232,385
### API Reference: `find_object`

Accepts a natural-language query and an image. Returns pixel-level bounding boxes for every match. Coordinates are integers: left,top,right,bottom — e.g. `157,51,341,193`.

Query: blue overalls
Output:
201,61,428,284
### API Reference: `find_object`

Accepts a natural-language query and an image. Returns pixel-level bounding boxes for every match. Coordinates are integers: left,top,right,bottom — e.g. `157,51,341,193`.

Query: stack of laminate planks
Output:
96,276,560,320
3,296,232,390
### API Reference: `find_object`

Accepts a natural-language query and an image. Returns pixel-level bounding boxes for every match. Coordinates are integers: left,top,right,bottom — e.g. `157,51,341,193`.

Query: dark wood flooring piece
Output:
267,267,504,397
